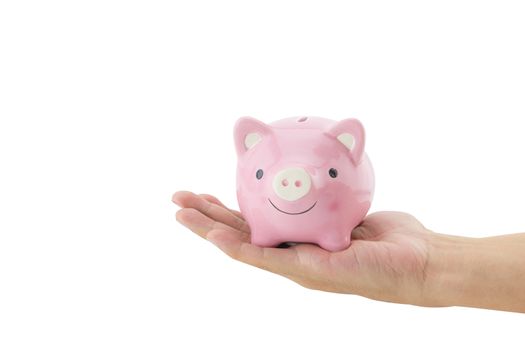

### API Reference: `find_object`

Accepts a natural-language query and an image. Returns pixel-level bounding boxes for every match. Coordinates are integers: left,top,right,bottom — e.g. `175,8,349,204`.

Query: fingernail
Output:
172,194,182,207
175,210,185,223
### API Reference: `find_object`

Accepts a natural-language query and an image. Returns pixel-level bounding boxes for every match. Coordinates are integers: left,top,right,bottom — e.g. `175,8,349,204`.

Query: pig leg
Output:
317,232,351,252
250,230,283,248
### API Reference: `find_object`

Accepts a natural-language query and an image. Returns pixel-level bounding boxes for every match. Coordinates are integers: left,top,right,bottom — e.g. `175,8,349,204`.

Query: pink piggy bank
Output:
234,116,375,252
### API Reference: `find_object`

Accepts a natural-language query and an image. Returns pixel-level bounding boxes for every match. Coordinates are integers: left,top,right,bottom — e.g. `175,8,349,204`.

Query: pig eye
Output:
328,168,338,178
256,169,264,180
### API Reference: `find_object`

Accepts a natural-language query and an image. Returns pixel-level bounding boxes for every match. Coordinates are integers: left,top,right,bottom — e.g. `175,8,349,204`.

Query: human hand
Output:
172,191,439,306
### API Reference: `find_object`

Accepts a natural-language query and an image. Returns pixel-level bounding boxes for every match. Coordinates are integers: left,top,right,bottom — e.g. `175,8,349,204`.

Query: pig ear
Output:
234,117,273,156
326,118,365,165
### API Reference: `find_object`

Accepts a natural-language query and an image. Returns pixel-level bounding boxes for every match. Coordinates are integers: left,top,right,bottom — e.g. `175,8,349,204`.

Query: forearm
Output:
424,232,525,312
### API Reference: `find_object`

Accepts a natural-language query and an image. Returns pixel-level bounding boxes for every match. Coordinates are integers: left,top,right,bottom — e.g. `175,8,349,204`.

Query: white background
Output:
1,0,524,349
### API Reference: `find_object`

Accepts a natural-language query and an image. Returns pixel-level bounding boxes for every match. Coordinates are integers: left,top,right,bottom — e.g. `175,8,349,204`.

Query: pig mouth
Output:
268,199,317,215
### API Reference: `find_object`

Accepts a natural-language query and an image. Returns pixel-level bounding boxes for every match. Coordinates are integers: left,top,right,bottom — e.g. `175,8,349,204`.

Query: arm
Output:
424,233,525,312
173,191,525,313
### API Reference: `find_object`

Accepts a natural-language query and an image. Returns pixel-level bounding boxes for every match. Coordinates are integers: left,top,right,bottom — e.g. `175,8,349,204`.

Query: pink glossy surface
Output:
234,116,374,251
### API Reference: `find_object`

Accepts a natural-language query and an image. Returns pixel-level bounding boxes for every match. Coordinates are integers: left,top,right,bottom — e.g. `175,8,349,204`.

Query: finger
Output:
198,193,244,219
176,208,250,242
172,191,250,233
207,229,327,278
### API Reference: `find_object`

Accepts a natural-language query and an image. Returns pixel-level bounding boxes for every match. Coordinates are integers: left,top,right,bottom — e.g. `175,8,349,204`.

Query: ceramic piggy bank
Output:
234,116,374,252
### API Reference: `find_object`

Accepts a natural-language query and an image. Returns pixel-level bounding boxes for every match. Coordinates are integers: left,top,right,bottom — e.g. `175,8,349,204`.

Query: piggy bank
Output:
234,116,374,252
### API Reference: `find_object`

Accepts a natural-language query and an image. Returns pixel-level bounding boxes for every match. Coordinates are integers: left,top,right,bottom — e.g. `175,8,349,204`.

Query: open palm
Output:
172,191,434,305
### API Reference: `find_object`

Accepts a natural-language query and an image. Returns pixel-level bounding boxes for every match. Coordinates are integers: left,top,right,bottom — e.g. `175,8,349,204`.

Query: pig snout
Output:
272,167,312,201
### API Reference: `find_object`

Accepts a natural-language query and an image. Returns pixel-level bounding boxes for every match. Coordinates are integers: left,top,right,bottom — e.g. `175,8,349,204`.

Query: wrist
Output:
422,232,525,312
421,232,482,308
